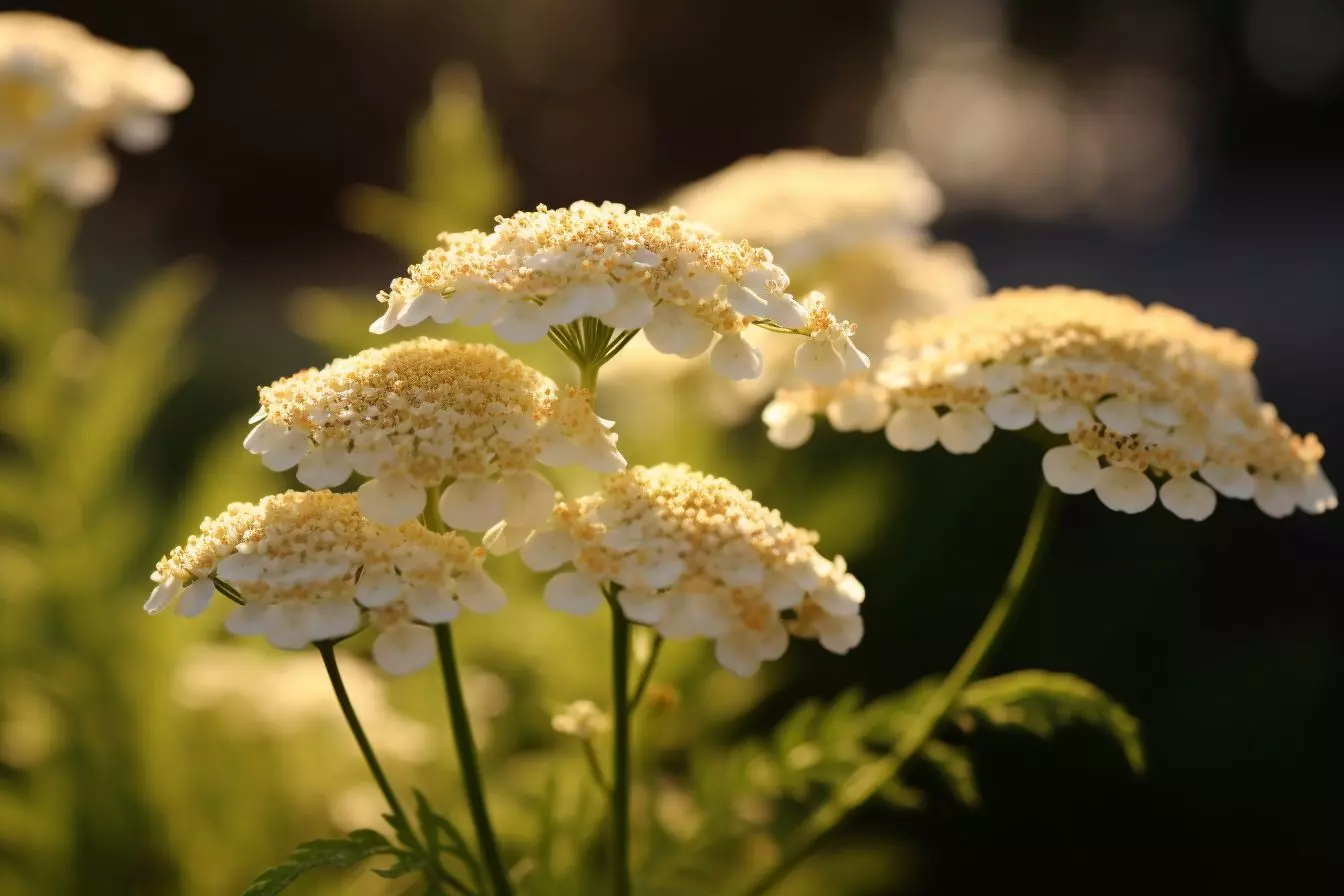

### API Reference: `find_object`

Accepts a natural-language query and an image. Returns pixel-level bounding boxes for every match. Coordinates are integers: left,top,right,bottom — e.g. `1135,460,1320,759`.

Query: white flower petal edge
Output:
372,624,437,675
544,571,606,615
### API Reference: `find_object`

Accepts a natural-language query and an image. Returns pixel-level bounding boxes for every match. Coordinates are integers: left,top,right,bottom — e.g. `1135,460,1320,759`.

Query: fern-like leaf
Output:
240,830,400,896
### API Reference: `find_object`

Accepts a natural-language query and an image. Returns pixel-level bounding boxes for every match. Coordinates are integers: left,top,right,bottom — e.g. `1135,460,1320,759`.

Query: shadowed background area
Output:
2,0,1341,893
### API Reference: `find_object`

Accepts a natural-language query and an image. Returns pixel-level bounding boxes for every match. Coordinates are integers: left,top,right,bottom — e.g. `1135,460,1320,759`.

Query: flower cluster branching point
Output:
0,12,191,206
521,463,864,677
370,201,867,384
246,338,620,530
765,286,1335,520
147,490,502,674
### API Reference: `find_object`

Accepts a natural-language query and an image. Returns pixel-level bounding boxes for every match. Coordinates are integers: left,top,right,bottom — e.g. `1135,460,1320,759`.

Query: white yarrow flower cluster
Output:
370,201,867,385
765,286,1336,521
666,148,943,269
245,338,622,531
0,12,191,206
520,464,865,677
146,490,504,675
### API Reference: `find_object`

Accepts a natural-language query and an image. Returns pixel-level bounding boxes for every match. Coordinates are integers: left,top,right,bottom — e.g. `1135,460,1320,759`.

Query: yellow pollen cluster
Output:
523,464,865,677
0,12,191,206
245,339,624,531
666,149,943,268
764,286,1334,520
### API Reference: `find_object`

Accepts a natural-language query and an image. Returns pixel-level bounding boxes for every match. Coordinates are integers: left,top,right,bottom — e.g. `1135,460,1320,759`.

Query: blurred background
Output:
1,0,1340,893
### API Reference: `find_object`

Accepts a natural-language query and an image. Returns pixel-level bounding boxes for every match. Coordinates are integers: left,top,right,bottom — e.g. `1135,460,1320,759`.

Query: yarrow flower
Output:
369,201,868,384
666,149,943,269
550,699,610,740
245,338,623,530
0,12,191,206
764,286,1336,520
519,464,864,677
146,490,506,675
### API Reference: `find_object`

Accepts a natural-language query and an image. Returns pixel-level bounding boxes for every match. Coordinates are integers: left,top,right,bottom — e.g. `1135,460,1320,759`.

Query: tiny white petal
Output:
307,597,363,640
394,288,441,326
599,286,655,330
984,393,1037,430
372,624,437,676
709,331,765,380
492,301,552,343
544,571,605,615
617,587,668,624
1037,399,1093,434
438,478,506,532
762,399,815,449
264,604,315,650
827,389,889,433
356,565,403,607
1252,474,1297,518
715,631,763,677
174,577,216,618
794,339,846,386
482,520,532,555
815,615,864,654
643,303,715,358
260,428,311,472
1159,475,1217,521
838,338,871,376
725,283,771,316
544,282,614,324
243,419,283,454
358,476,427,526
762,571,804,609
453,287,508,325
224,601,271,635
1094,467,1157,513
1197,461,1256,499
502,471,557,528
1041,445,1101,494
885,406,940,451
145,578,182,615
1095,397,1145,435
369,305,398,334
455,569,508,614
296,445,354,489
937,409,994,454
406,587,461,624
982,362,1024,394
521,528,578,571
762,293,807,329
216,551,266,579
1298,468,1338,514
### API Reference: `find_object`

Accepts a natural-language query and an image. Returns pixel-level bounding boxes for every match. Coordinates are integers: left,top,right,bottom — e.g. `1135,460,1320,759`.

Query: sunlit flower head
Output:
370,201,868,385
520,464,864,677
0,12,191,206
765,286,1336,520
246,338,622,531
666,149,943,269
146,490,505,675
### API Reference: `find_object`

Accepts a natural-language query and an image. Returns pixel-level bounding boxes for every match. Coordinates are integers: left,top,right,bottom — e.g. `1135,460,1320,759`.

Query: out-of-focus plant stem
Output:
740,478,1060,896
606,585,633,896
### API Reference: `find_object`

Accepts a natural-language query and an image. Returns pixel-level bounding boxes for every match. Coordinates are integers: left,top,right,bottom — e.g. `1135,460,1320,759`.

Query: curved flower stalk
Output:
145,489,506,675
369,200,868,384
666,148,943,270
0,12,191,206
244,338,622,529
520,463,865,677
765,286,1336,520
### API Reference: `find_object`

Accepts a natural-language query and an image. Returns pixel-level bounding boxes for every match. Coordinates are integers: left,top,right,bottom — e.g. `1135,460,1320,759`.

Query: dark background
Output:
19,0,1342,891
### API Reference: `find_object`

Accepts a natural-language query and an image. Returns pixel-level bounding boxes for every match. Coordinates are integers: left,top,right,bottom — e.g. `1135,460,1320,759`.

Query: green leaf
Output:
955,670,1145,774
414,790,484,887
918,740,981,807
240,829,399,896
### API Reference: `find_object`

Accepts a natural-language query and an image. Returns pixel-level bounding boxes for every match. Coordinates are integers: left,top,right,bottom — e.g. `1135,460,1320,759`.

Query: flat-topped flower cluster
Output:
148,490,504,674
521,464,864,676
371,201,868,384
0,11,191,205
765,286,1335,520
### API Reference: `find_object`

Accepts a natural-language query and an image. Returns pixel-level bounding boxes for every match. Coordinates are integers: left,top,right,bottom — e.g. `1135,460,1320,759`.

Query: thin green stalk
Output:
317,642,470,896
580,362,600,392
739,480,1060,896
627,634,664,711
608,593,633,896
581,739,612,795
433,623,513,896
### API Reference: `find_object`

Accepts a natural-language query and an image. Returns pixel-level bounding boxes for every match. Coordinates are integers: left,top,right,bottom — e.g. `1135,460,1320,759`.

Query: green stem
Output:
581,739,612,795
433,624,513,896
627,634,664,711
318,643,471,896
739,479,1059,896
608,594,633,896
579,360,600,392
